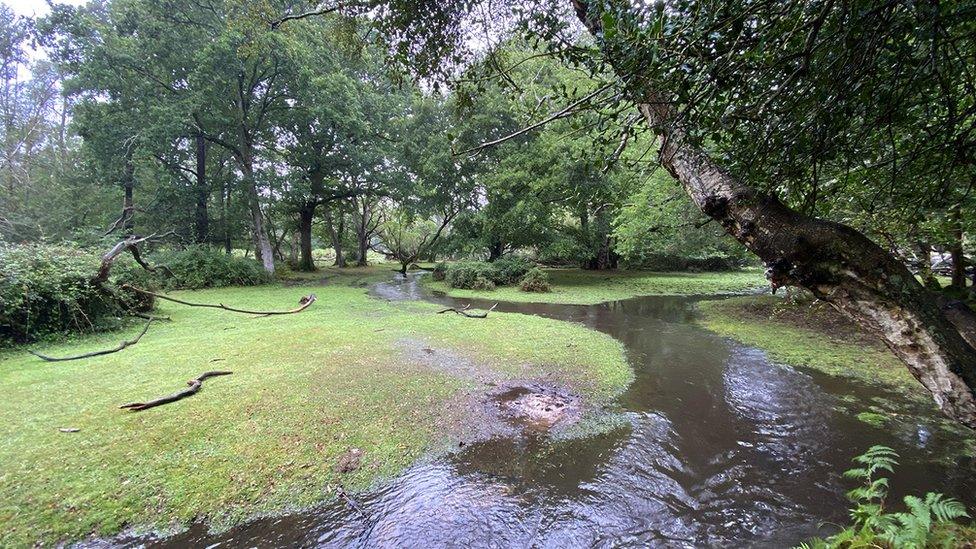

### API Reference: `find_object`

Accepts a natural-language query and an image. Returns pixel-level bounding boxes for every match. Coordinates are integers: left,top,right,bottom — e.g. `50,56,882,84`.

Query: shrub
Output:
445,261,497,289
491,256,533,285
0,244,130,344
116,246,271,290
471,275,496,291
519,267,551,293
432,262,448,281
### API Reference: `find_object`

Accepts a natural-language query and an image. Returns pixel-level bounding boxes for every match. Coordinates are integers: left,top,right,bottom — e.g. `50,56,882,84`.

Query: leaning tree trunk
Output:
571,0,976,428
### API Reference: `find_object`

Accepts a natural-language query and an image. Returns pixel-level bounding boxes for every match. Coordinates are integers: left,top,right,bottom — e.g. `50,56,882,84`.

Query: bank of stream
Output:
115,273,976,548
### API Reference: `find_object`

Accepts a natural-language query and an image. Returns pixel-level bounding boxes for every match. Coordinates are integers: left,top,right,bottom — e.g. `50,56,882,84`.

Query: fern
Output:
794,446,972,549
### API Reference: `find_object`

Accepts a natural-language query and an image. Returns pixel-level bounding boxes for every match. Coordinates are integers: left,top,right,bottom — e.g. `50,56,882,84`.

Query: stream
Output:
130,273,976,548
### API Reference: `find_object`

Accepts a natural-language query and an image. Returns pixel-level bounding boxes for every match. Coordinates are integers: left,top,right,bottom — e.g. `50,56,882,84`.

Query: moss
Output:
856,411,889,427
424,267,766,305
0,267,630,547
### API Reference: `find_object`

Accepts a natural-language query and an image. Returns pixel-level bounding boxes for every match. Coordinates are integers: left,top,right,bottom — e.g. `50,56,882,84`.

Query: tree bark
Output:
487,241,504,262
571,0,976,428
298,202,316,271
916,241,940,290
240,155,274,274
355,199,371,267
121,160,135,236
194,132,209,244
324,206,345,268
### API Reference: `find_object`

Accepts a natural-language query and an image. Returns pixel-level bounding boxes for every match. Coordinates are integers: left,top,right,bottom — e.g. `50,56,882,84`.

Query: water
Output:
126,274,976,548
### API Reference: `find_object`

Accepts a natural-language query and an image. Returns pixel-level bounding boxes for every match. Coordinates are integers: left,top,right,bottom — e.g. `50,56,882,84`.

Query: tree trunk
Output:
298,202,316,271
324,206,345,268
194,132,209,244
916,241,940,290
571,0,976,428
355,199,370,267
121,160,135,236
487,241,504,262
222,176,232,254
950,205,966,290
241,156,274,274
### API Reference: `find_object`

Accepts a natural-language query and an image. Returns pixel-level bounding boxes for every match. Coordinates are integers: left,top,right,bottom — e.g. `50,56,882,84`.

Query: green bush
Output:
116,246,271,290
471,275,496,291
492,256,533,285
444,258,536,289
519,267,551,293
0,244,131,344
432,262,448,281
445,261,497,289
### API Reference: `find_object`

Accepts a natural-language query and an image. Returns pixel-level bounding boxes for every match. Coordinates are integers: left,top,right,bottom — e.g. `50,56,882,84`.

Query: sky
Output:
7,0,86,17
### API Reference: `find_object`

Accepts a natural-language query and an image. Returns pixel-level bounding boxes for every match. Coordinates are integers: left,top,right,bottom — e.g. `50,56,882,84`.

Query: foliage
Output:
116,246,271,291
491,256,534,285
444,261,498,289
0,243,128,344
443,257,534,289
796,446,971,549
431,261,448,281
520,267,552,293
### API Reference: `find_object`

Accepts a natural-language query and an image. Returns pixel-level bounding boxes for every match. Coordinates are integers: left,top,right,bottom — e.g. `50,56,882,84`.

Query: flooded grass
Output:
0,269,630,547
423,267,766,304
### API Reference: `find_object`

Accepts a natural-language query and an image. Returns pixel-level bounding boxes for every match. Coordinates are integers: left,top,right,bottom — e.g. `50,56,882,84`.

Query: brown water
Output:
120,274,976,548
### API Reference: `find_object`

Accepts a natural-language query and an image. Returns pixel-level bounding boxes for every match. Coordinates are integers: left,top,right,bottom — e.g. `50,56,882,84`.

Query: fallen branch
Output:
337,484,366,516
124,286,317,316
120,371,232,412
436,303,498,318
29,320,153,362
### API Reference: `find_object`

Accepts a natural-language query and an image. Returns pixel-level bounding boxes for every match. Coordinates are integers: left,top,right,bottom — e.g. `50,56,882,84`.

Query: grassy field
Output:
424,267,767,304
0,267,630,547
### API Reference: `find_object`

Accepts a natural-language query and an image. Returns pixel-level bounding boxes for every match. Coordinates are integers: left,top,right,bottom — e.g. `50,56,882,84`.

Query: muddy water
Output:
138,274,976,548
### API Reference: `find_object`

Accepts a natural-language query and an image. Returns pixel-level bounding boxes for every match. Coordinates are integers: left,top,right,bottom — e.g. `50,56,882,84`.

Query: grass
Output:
424,267,767,305
696,295,919,394
0,267,630,547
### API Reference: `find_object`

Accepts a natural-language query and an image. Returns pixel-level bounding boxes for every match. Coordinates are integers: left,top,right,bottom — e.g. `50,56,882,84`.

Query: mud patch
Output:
495,384,582,433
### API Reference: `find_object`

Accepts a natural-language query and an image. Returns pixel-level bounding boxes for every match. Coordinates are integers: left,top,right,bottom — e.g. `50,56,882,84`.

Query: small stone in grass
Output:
59,427,80,433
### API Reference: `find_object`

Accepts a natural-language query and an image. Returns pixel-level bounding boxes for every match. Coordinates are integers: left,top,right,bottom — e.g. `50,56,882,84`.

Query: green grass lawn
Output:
424,268,767,305
0,268,630,547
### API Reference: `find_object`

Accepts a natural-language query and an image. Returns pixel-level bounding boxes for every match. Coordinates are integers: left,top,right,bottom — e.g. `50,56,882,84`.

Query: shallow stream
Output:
129,274,976,548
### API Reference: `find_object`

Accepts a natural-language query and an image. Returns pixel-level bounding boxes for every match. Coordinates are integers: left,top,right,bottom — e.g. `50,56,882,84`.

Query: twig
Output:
124,286,317,316
120,371,232,412
337,485,366,516
29,320,153,362
436,303,498,318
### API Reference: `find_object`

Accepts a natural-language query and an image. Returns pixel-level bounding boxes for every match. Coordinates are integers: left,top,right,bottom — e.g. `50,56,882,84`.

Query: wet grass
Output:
0,266,630,547
696,295,920,395
424,267,766,304
697,295,976,462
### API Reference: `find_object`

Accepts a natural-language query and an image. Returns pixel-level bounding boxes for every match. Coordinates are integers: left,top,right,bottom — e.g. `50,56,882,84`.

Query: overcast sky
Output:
8,0,87,18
